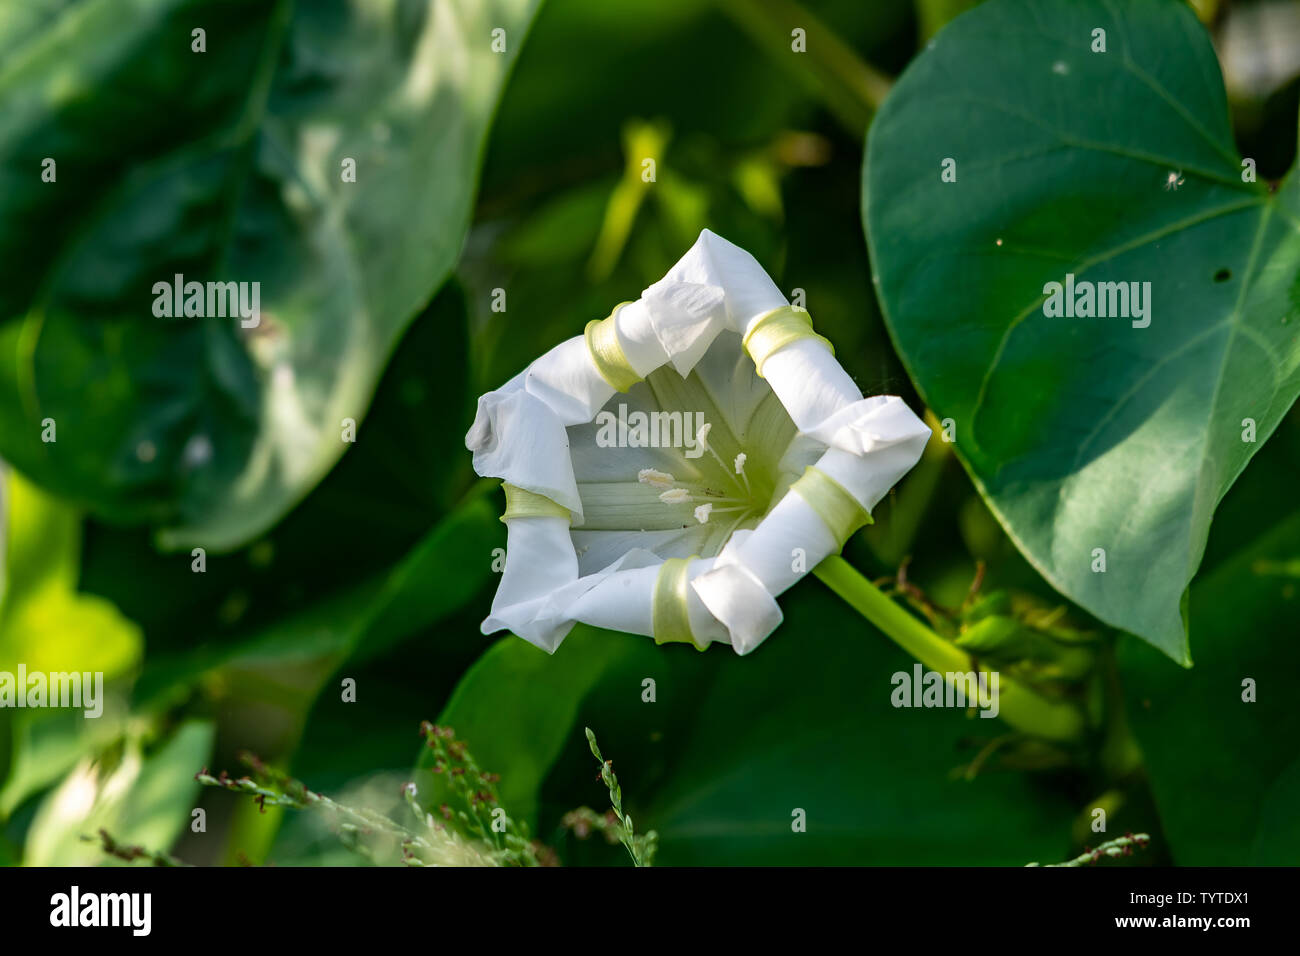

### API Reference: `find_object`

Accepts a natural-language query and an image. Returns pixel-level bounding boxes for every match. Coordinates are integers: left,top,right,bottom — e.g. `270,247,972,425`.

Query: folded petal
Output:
523,336,617,425
806,394,933,458
678,229,788,329
691,532,784,655
466,388,583,516
481,516,581,651
640,279,728,376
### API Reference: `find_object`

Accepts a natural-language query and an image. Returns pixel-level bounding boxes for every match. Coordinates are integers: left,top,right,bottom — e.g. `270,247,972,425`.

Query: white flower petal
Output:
758,338,865,433
523,336,617,424
690,491,838,651
805,395,934,458
469,229,930,656
481,516,580,651
614,299,672,376
571,527,714,576
466,388,583,517
563,555,727,648
640,279,728,376
691,560,782,655
810,404,933,512
661,229,788,329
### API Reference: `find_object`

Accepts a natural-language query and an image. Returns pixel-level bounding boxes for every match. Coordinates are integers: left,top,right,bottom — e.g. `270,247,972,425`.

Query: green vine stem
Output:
812,555,1086,743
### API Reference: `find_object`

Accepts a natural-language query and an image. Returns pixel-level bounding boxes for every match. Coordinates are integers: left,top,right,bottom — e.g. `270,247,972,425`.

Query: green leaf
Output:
863,0,1300,662
23,719,214,866
79,282,475,678
0,0,539,550
0,708,123,819
0,710,12,798
0,467,142,679
1252,757,1300,865
1119,504,1300,865
420,584,1078,864
415,627,646,832
133,485,504,705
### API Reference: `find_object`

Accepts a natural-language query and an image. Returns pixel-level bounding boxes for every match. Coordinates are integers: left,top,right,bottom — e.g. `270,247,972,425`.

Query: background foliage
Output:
0,0,1296,866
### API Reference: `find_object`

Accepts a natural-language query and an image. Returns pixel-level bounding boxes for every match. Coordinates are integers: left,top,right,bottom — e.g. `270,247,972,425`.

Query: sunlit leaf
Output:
0,0,540,550
23,719,213,866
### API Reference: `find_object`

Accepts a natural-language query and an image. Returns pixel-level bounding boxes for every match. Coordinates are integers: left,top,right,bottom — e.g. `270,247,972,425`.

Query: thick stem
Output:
812,555,1086,743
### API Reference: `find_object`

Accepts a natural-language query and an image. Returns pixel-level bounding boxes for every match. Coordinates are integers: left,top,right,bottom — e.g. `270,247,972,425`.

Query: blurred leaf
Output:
0,709,123,819
1252,757,1300,865
464,0,909,395
731,153,785,222
865,0,1300,663
2,593,142,679
0,468,141,678
0,0,539,550
0,711,12,798
716,0,892,136
478,0,802,196
1119,507,1300,865
24,719,213,866
2,459,77,598
134,485,504,706
587,120,671,280
80,283,474,667
497,182,613,267
421,582,1078,864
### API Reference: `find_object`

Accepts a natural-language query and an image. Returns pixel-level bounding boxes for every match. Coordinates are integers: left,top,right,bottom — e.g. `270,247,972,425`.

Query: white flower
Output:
465,230,931,655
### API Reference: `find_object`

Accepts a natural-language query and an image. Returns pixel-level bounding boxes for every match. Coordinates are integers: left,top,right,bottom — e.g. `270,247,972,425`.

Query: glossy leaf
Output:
80,283,475,680
0,0,538,550
864,0,1300,662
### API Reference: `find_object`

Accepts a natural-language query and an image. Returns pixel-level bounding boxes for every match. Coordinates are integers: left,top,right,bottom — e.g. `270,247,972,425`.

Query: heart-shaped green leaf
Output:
864,0,1300,662
0,0,538,550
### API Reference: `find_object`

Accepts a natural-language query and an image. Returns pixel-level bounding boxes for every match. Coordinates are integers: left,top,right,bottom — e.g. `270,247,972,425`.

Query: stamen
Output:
659,488,691,504
638,468,676,488
734,452,751,495
694,503,750,524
